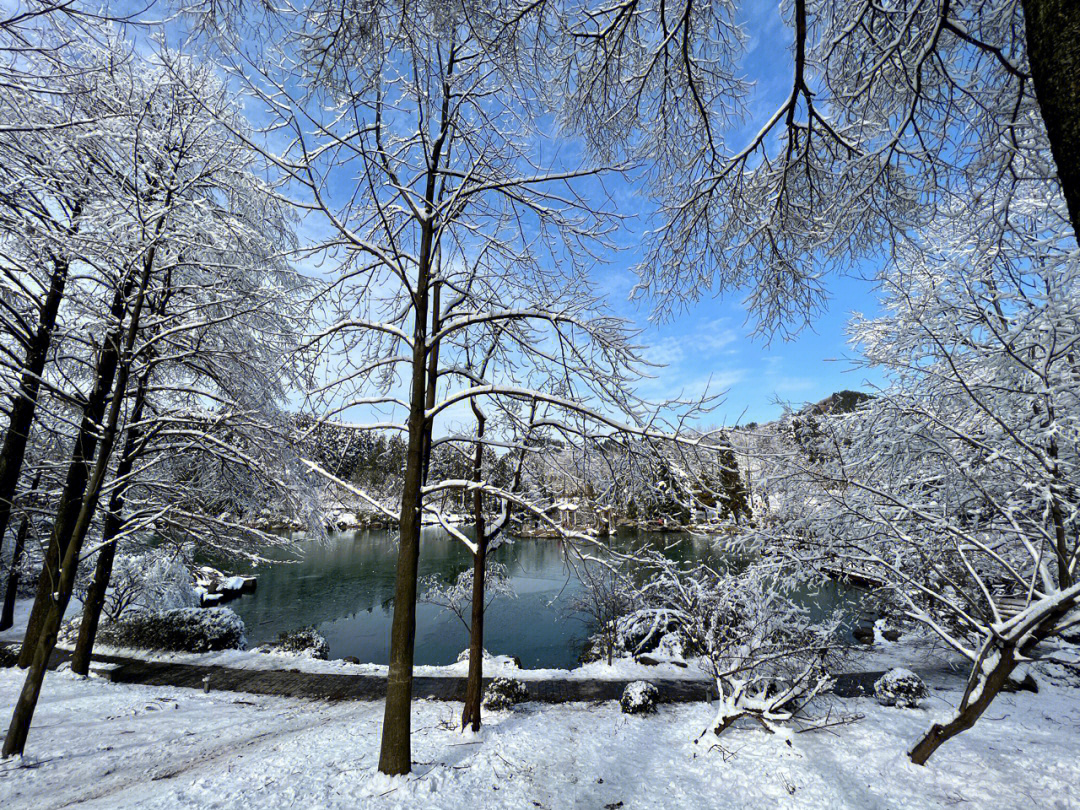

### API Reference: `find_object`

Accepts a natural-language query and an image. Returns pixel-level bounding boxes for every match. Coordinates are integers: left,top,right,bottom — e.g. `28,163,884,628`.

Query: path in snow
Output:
1,641,917,704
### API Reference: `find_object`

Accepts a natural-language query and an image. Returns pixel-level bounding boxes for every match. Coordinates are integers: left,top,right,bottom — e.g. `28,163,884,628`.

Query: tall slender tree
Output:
3,40,308,756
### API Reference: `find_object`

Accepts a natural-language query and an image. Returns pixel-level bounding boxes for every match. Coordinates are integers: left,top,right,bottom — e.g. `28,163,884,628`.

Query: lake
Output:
207,527,857,669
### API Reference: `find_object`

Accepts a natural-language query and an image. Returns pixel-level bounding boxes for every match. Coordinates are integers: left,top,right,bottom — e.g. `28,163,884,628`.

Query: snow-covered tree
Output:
752,179,1080,763
2,35,310,757
634,552,842,737
186,0,723,772
548,0,1080,337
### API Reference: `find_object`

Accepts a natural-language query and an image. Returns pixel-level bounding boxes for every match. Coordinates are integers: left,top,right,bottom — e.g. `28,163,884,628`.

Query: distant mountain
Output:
807,389,873,416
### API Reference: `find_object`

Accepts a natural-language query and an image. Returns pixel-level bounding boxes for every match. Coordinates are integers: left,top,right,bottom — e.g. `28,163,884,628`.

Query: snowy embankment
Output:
86,645,711,682
2,665,1080,809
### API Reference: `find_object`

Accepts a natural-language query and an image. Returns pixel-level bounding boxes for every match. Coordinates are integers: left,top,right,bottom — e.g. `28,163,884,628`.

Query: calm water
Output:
207,528,857,669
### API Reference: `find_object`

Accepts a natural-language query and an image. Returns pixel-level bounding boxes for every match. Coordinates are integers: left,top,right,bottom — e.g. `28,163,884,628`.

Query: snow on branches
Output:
633,552,844,738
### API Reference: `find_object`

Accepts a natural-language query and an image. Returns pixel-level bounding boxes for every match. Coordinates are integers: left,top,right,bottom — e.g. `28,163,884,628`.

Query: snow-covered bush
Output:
96,607,246,653
620,681,659,715
634,552,842,736
616,608,682,656
874,668,927,709
579,613,692,664
0,645,18,668
749,201,1080,761
260,627,329,659
482,677,528,710
457,648,521,669
95,548,198,623
571,562,637,665
655,630,690,660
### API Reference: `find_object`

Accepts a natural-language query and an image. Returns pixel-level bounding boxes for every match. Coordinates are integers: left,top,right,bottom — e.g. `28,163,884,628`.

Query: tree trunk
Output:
1023,0,1080,241
3,442,118,757
0,257,70,564
0,472,40,632
909,642,1019,765
908,597,1077,765
0,513,30,633
69,530,117,676
17,287,129,667
377,358,427,774
70,372,149,676
4,235,154,757
376,43,459,776
377,228,434,777
462,410,487,732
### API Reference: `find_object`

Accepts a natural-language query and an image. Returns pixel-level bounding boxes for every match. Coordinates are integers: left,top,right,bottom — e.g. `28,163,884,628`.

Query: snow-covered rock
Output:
853,625,875,644
259,627,329,660
457,648,521,669
194,586,224,607
96,607,247,654
874,618,902,642
457,647,494,663
193,567,256,600
620,680,659,715
873,668,926,708
655,630,690,660
482,677,529,710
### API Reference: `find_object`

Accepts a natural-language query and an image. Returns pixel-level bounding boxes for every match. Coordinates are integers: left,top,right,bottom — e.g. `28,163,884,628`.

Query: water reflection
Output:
202,528,858,669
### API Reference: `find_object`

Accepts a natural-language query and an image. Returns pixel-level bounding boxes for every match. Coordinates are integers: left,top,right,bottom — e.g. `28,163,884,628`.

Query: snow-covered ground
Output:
2,664,1079,809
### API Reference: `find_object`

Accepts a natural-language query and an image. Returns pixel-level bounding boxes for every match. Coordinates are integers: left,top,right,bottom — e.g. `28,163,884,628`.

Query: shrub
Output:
874,668,927,708
482,677,528,710
262,626,329,659
615,608,681,656
96,607,246,653
620,681,659,715
95,548,198,623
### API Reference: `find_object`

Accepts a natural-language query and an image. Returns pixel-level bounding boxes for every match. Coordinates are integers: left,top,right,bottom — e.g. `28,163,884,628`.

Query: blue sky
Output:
608,269,882,425
576,0,885,425
148,0,889,427
280,0,890,427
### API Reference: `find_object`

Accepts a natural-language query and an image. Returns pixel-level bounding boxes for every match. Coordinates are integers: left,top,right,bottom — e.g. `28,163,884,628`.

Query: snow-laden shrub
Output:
620,681,659,715
874,668,927,708
616,608,681,656
96,607,246,653
482,677,528,710
97,548,198,623
578,633,619,664
261,626,329,659
577,609,686,666
630,553,842,737
55,616,82,646
457,647,494,663
0,645,18,668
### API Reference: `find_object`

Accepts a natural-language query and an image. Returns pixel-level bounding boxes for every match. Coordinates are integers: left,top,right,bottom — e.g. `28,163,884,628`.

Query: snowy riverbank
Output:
2,663,1079,809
